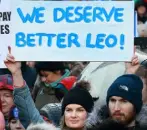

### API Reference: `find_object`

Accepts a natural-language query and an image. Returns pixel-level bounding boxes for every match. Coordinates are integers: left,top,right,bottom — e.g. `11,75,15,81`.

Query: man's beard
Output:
109,111,136,126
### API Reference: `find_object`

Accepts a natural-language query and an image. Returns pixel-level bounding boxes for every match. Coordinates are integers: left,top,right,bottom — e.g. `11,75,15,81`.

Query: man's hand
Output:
125,55,140,74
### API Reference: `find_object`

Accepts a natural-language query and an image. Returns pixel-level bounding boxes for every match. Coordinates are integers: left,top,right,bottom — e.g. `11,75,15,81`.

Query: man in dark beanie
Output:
106,74,143,114
106,74,145,129
86,74,147,130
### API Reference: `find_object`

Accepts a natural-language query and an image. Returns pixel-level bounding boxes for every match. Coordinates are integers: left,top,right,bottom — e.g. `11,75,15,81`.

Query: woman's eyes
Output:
65,109,85,112
65,109,72,112
78,109,84,112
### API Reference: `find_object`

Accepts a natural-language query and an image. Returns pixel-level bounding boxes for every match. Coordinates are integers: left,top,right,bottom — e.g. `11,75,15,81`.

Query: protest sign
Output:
0,0,11,68
11,1,134,61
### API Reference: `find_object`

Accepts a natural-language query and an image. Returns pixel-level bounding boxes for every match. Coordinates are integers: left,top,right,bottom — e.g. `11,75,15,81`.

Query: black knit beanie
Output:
106,74,143,114
35,62,67,72
61,81,94,115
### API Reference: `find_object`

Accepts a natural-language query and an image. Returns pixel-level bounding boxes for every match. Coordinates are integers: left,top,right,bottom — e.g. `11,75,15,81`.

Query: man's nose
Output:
114,101,121,111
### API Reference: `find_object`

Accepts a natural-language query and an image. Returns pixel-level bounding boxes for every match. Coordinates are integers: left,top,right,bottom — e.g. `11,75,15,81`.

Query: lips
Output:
113,114,122,116
112,114,124,120
70,120,79,124
113,115,122,118
112,113,124,118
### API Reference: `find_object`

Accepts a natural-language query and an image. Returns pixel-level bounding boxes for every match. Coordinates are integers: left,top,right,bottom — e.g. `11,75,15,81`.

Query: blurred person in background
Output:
0,75,14,127
8,106,25,130
135,0,147,24
0,98,5,130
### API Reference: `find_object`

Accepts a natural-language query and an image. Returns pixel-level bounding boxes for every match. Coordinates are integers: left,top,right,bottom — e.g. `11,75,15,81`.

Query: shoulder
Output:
136,104,147,126
135,123,147,130
86,103,109,128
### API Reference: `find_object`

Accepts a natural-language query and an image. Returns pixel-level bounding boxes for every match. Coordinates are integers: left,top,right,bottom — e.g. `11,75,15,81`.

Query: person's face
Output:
9,119,25,130
108,96,136,126
0,111,5,130
40,70,62,84
0,89,14,117
64,104,87,129
137,6,146,15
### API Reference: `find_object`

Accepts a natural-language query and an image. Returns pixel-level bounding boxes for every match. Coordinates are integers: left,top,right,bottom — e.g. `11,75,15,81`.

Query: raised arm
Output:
4,47,44,128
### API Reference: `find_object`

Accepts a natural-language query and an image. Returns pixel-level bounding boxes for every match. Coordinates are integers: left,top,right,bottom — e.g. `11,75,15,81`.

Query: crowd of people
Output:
0,0,147,130
0,47,146,130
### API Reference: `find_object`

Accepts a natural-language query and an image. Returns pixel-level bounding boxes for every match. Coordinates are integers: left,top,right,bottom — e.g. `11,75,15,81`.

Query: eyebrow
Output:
110,97,116,100
1,91,12,94
66,107,84,109
110,97,126,101
78,107,84,109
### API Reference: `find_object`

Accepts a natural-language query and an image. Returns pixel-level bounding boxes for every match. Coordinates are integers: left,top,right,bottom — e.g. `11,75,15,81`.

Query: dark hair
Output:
135,0,147,11
35,62,67,75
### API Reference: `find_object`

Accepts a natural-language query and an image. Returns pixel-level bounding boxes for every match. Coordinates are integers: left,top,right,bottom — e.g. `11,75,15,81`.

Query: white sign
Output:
0,0,11,68
11,1,134,61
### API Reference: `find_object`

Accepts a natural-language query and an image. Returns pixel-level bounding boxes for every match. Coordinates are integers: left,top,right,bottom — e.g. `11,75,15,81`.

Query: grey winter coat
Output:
86,100,147,130
136,104,147,127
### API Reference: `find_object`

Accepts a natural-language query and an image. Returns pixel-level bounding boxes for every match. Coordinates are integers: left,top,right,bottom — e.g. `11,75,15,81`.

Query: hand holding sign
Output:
125,47,140,74
4,46,21,75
